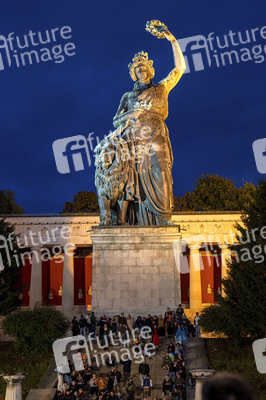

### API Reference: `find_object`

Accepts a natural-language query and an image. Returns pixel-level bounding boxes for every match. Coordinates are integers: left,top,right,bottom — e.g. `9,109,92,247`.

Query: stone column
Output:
189,244,202,311
190,369,216,400
220,243,230,297
1,373,28,400
62,246,76,312
29,246,42,309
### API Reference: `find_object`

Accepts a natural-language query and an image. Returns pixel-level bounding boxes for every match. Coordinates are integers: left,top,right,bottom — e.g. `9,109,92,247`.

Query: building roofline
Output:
172,211,242,215
0,210,242,218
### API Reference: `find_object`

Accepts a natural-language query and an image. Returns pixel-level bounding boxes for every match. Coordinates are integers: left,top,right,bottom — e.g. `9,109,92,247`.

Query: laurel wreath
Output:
145,20,168,39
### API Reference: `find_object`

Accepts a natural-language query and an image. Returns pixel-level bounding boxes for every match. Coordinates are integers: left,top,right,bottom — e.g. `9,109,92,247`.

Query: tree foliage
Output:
62,191,99,213
173,175,256,211
200,180,266,345
0,190,24,214
0,219,24,315
2,306,70,354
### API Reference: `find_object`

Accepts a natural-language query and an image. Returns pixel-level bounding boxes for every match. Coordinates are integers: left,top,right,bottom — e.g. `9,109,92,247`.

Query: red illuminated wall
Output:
85,257,93,305
20,255,93,306
180,249,221,305
74,258,85,305
73,256,93,305
180,255,189,304
200,251,221,303
46,258,64,305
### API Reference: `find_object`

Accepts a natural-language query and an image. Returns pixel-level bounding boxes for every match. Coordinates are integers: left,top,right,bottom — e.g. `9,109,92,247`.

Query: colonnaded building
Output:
2,212,241,318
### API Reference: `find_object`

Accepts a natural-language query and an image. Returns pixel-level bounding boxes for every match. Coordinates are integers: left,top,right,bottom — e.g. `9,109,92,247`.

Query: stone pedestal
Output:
90,225,181,316
190,369,216,400
1,373,28,400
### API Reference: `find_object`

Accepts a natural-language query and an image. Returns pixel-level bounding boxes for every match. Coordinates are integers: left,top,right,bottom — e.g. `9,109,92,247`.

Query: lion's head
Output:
94,135,130,202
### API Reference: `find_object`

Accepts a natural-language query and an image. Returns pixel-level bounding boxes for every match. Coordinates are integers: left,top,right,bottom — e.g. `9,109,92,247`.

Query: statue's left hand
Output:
164,31,176,43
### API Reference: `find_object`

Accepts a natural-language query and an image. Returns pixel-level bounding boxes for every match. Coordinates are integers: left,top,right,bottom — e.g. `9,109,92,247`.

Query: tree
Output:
173,193,193,211
3,306,69,354
0,190,24,214
237,181,256,210
62,191,99,213
200,180,266,345
0,219,24,315
173,174,256,212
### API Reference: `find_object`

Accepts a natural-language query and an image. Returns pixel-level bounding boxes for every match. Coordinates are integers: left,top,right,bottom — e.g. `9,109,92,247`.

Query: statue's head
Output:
95,138,115,170
128,51,155,82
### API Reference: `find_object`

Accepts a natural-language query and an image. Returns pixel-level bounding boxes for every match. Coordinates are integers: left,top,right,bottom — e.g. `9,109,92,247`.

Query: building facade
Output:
2,212,241,316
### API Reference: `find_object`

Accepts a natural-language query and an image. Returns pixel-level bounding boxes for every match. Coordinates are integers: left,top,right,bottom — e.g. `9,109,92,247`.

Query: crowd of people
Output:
55,305,201,400
71,306,201,341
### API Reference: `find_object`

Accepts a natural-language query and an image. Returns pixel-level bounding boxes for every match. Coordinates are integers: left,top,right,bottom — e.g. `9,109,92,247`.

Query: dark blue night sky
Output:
1,0,266,213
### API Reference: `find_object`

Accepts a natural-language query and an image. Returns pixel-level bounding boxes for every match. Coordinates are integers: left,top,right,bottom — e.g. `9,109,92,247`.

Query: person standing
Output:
71,316,79,336
125,377,136,400
111,367,122,398
86,313,91,335
176,304,184,318
91,312,97,338
127,315,134,336
120,355,132,389
181,314,189,336
169,362,177,381
138,359,150,386
142,374,152,400
175,324,188,345
119,313,128,335
102,322,110,349
152,324,160,350
79,315,87,336
194,312,201,337
157,315,165,337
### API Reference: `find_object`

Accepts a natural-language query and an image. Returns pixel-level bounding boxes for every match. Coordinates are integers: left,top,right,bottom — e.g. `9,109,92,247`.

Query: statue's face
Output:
135,63,150,83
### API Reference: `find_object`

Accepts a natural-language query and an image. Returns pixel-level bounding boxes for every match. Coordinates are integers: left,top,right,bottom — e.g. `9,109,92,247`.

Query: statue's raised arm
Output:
146,20,186,93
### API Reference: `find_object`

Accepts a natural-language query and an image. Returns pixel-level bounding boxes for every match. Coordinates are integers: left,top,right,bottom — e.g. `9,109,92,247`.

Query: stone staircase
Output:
89,336,190,399
29,335,196,400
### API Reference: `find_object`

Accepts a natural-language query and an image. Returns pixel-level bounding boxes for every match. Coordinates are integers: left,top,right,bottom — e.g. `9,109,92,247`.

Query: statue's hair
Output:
128,51,155,82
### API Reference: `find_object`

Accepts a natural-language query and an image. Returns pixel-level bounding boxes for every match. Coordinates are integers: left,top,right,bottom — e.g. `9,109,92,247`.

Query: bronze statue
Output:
95,20,186,226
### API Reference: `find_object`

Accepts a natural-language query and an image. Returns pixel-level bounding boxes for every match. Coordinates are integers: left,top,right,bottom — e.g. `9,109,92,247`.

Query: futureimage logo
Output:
53,335,90,373
53,127,154,175
252,338,266,374
178,25,266,73
53,133,101,174
0,26,76,71
253,138,266,174
53,328,156,372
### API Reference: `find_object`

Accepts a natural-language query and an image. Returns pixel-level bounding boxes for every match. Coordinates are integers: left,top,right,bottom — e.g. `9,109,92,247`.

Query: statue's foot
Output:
117,221,130,226
165,220,173,225
99,220,112,226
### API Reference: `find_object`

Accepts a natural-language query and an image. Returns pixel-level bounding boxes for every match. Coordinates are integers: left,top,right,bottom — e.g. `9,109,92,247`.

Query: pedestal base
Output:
90,225,181,316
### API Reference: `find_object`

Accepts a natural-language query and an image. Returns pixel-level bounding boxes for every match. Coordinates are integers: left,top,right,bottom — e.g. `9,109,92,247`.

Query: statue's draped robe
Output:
115,68,182,225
